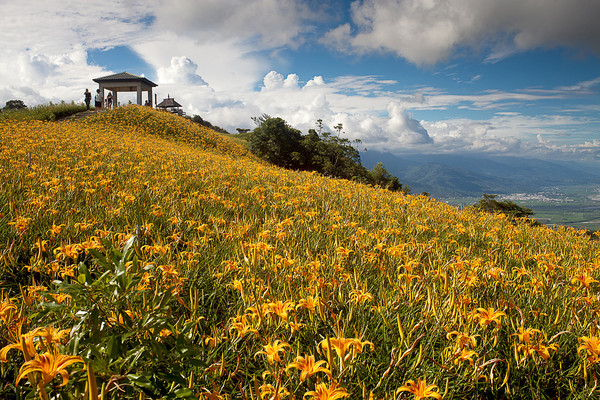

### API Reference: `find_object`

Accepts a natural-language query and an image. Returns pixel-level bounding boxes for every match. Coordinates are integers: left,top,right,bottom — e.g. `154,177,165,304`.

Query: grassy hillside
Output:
1,106,600,399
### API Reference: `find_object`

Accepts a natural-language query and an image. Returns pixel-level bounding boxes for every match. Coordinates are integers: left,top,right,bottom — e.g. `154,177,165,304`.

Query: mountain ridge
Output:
360,150,600,197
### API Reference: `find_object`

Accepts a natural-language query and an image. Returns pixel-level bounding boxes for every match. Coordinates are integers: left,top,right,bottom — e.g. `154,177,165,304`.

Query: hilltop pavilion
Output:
93,72,157,107
156,95,183,114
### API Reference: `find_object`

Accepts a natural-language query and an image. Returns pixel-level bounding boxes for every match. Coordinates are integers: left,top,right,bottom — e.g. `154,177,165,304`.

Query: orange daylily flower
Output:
514,326,541,344
303,380,349,400
472,307,506,329
16,351,84,386
255,339,290,364
446,331,479,350
286,354,331,382
320,337,374,362
578,335,600,364
396,377,442,400
1,332,36,362
259,383,290,400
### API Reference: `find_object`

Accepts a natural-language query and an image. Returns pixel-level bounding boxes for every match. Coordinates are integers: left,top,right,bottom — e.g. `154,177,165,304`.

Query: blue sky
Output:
1,0,599,161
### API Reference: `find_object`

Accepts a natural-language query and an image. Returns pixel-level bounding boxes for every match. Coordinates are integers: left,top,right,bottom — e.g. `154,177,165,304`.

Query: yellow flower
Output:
349,289,373,304
201,389,225,400
266,300,295,321
0,300,18,324
319,337,373,362
259,383,290,400
513,327,541,345
303,380,349,400
286,354,331,382
472,307,506,329
297,295,319,311
228,314,257,338
531,343,558,360
1,332,36,362
48,222,65,237
159,328,172,338
454,348,477,366
31,326,71,346
572,271,598,289
396,377,442,400
16,351,84,386
578,335,600,364
446,331,478,350
289,318,306,332
53,243,82,261
9,216,31,233
335,247,353,258
255,339,290,364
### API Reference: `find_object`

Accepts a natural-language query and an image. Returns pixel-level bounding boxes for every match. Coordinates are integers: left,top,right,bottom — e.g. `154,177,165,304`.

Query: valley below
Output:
442,185,600,231
361,151,600,232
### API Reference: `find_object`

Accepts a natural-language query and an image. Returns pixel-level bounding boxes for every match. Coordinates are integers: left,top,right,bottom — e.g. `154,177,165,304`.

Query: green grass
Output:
0,101,87,122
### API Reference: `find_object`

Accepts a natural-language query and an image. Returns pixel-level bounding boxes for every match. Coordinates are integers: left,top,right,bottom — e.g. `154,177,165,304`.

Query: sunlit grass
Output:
0,102,87,122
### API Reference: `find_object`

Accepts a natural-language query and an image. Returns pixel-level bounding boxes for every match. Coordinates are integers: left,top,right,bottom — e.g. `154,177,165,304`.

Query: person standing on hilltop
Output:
84,89,91,110
106,92,113,109
94,89,103,111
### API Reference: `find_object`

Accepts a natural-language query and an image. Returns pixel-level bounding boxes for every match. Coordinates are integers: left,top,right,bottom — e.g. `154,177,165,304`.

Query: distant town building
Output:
156,95,184,115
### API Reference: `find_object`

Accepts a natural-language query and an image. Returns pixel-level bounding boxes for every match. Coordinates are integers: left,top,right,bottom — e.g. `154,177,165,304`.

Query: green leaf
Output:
120,235,136,264
78,261,93,285
174,388,195,398
88,248,110,270
106,335,122,362
127,374,153,389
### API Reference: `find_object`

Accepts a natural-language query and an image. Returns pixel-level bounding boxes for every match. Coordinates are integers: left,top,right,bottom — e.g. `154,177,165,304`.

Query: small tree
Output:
251,113,272,128
3,100,27,111
369,162,403,192
248,117,304,169
474,194,534,219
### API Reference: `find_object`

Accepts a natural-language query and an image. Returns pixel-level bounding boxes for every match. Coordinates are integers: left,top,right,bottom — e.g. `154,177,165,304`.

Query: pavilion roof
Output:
157,97,182,108
93,71,157,87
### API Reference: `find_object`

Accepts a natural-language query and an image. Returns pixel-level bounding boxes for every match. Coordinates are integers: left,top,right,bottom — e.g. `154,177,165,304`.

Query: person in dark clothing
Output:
84,89,91,110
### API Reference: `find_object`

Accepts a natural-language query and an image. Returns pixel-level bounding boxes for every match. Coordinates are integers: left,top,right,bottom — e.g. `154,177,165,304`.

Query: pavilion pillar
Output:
98,84,105,103
113,91,118,108
137,83,143,105
148,87,153,107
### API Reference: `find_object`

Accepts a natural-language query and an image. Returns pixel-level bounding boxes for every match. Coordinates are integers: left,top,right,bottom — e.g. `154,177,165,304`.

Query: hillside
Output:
1,106,600,399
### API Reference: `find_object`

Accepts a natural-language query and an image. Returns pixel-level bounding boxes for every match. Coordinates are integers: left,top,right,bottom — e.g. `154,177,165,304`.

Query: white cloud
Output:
0,1,152,104
151,0,318,50
134,34,265,93
283,74,299,89
305,76,325,87
323,0,600,65
262,71,285,90
386,102,433,145
157,56,208,85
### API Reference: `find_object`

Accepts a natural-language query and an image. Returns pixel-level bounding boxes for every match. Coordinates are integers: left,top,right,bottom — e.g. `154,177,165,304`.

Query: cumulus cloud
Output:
262,71,285,90
157,56,208,85
0,1,152,103
323,0,600,65
386,102,433,145
261,72,302,91
305,76,325,87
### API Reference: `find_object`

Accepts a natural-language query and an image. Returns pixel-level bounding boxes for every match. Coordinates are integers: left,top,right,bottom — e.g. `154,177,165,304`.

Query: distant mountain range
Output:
360,151,600,198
